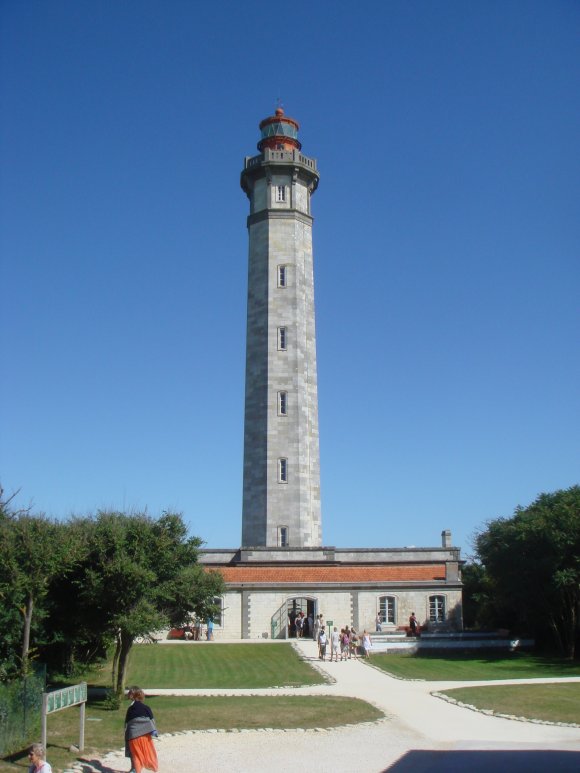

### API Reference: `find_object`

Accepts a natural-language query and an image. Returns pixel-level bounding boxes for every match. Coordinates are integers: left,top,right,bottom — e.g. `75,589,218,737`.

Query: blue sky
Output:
1,1,578,557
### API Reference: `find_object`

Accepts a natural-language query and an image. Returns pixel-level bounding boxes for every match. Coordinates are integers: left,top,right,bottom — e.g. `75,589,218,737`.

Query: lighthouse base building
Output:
198,108,463,640
201,541,462,640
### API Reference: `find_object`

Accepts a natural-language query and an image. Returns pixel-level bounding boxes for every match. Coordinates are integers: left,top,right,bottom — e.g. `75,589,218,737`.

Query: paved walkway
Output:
78,639,580,773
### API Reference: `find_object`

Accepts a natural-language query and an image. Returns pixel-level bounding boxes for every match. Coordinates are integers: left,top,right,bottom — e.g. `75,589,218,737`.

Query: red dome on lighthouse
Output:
257,106,302,152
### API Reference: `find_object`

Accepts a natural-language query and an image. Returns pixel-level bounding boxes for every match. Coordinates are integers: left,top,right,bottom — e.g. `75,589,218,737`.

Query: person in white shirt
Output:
361,630,372,658
27,743,52,773
330,627,340,661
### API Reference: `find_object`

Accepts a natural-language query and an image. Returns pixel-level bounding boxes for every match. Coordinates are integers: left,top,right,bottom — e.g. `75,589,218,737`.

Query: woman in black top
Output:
125,686,158,773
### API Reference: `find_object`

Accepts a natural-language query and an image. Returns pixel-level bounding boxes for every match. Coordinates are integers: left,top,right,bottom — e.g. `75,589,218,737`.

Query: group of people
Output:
182,618,214,641
289,610,312,638
315,622,373,661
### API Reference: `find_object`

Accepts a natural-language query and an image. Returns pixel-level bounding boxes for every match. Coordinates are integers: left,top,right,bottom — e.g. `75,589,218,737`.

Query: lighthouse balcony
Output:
245,148,318,171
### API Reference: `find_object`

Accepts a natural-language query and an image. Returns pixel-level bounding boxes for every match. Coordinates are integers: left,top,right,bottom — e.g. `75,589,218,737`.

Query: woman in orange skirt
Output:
125,686,159,773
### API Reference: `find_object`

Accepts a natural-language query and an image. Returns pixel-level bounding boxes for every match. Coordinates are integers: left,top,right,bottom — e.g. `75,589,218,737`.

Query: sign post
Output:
42,682,87,751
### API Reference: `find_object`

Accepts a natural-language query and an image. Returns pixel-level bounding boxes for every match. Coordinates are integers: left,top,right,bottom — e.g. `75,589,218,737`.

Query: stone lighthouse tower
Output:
240,107,322,548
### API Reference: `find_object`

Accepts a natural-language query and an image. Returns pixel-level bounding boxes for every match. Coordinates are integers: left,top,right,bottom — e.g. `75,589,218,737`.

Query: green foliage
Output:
50,510,225,695
0,670,45,756
0,490,80,678
474,485,580,658
102,689,121,711
459,561,490,629
0,491,224,691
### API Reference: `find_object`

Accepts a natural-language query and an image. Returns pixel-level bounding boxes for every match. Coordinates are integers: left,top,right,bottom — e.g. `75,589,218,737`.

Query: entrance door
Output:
287,597,316,638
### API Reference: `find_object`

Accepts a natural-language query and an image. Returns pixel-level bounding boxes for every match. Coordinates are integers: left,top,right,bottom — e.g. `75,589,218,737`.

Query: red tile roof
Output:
207,564,446,584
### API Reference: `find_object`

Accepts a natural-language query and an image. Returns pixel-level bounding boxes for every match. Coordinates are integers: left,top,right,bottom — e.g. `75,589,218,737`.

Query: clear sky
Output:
1,1,578,557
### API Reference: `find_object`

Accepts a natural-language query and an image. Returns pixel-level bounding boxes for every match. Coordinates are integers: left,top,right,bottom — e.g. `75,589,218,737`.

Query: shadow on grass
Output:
385,749,580,772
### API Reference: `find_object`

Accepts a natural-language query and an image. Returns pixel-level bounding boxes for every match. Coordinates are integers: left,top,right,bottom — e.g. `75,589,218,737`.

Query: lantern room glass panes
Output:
261,122,298,140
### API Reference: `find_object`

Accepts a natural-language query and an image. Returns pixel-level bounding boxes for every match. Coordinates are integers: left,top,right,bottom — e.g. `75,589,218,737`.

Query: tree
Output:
475,486,580,659
0,489,79,678
65,511,224,695
459,561,489,630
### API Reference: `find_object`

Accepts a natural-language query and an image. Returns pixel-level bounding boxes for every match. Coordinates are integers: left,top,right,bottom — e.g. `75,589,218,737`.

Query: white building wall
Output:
212,587,462,640
213,591,243,640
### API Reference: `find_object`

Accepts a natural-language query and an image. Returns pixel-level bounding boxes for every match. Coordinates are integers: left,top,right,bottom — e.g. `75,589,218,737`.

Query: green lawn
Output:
438,683,580,724
120,642,328,688
1,643,363,773
0,695,383,773
370,652,580,681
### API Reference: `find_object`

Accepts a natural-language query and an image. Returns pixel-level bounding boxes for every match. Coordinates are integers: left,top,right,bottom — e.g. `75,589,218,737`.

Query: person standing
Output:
27,743,52,773
330,627,340,661
318,627,327,661
313,613,321,647
125,686,159,773
349,627,359,659
361,630,372,658
206,618,214,640
295,612,304,638
375,612,382,632
409,612,418,636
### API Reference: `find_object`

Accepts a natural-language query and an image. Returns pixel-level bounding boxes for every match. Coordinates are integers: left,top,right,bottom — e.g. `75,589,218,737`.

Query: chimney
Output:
441,529,452,548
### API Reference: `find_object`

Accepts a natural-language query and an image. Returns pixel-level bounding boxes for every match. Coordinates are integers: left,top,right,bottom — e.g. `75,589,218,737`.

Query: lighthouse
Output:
240,107,322,548
199,109,463,640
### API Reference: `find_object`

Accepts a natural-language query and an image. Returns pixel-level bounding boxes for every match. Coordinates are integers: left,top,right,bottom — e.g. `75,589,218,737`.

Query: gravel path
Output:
71,639,580,773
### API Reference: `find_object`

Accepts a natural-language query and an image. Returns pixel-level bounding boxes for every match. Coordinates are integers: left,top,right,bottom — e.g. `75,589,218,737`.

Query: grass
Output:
369,652,580,681
85,642,328,689
0,643,375,772
438,683,580,724
130,642,328,687
0,694,383,773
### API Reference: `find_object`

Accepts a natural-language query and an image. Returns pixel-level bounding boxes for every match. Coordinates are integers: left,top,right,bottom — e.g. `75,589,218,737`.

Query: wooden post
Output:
41,693,48,749
41,682,87,754
79,701,85,751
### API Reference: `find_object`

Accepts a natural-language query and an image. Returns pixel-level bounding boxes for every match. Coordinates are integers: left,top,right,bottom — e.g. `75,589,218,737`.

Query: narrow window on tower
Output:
278,457,288,483
277,326,287,351
278,265,287,287
279,526,289,547
275,185,286,203
278,390,288,416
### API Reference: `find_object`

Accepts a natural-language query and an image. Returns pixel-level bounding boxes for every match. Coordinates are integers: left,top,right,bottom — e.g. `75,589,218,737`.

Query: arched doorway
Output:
270,596,317,639
286,597,317,639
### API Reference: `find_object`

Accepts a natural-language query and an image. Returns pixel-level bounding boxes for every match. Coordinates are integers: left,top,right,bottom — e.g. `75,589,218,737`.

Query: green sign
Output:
46,682,87,714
